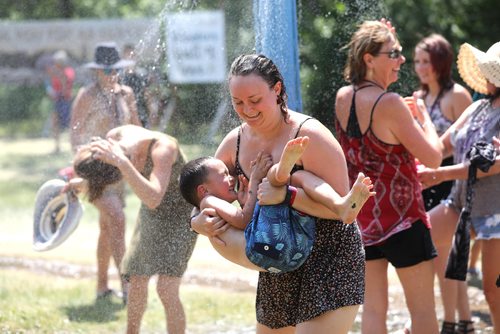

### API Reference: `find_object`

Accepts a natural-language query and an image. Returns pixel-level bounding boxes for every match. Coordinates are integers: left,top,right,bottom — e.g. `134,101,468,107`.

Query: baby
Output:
180,136,374,271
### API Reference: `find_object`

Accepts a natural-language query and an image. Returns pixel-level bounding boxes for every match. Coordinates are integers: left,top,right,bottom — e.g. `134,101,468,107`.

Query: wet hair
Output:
179,156,215,208
415,34,455,95
229,54,289,119
73,145,122,202
344,21,396,85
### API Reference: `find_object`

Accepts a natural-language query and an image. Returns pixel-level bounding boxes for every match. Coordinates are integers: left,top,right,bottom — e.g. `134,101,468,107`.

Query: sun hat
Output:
33,179,83,252
84,42,135,69
457,41,500,94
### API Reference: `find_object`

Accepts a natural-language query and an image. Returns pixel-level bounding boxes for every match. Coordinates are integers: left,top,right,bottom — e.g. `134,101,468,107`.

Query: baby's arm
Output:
201,152,272,229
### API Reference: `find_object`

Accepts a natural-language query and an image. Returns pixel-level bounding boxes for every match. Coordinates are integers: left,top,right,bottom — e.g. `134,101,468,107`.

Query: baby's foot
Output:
341,172,375,224
275,136,310,183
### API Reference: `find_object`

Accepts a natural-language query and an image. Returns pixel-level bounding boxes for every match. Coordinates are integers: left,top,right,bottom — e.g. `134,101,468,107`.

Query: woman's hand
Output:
61,177,88,196
237,174,249,206
418,167,441,189
257,177,287,205
191,207,229,245
90,138,128,167
380,18,396,34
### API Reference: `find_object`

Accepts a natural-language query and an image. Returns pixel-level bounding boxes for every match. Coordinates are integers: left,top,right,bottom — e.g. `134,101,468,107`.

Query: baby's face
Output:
204,159,237,203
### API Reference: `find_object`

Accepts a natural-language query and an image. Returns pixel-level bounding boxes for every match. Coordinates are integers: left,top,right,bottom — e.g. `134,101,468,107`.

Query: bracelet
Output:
281,185,298,206
189,215,199,234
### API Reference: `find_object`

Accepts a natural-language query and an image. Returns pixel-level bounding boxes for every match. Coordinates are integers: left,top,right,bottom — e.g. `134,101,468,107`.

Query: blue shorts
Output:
365,220,437,268
55,99,71,129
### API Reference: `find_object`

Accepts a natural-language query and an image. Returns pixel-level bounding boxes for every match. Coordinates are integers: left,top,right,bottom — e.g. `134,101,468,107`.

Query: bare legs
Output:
482,239,500,333
362,259,439,334
256,305,359,334
157,276,186,334
127,276,149,334
428,204,473,326
93,192,127,297
268,136,374,224
126,275,186,334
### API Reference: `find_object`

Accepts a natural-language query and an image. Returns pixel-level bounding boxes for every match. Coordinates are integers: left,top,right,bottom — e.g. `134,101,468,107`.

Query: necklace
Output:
362,79,386,91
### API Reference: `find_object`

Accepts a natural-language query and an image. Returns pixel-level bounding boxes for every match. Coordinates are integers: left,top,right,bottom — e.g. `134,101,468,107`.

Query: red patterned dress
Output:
336,88,429,246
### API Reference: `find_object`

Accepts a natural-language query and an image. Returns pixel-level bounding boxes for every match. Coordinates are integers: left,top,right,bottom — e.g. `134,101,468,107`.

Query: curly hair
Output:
73,145,122,202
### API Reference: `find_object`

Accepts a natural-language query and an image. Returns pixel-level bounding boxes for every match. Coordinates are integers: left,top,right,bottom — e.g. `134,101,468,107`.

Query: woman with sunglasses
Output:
335,20,443,333
413,34,474,334
70,42,141,303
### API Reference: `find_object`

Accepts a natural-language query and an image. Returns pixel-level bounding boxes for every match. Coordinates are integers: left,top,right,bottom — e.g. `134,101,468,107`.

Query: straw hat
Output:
84,42,135,69
33,179,83,252
457,41,500,94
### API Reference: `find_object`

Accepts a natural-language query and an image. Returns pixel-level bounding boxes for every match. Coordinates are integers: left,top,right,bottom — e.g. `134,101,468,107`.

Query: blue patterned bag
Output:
244,202,316,273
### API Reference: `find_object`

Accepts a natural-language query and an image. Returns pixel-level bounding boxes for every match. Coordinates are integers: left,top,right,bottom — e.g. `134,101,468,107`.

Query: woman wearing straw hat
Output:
70,42,141,302
419,41,500,333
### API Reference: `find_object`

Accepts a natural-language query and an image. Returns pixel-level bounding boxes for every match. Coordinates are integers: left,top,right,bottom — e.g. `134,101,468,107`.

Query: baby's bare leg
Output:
339,172,374,224
209,227,265,271
268,136,309,186
297,171,374,224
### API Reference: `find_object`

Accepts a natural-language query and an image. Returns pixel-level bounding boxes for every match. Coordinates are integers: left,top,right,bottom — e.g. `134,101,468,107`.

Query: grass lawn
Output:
0,134,258,333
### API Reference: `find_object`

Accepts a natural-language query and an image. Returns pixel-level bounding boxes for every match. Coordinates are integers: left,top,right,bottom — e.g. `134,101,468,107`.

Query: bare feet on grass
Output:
341,172,375,224
274,136,310,184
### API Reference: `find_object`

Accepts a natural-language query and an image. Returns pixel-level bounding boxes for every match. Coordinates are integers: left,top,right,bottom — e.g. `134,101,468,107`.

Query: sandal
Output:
441,321,457,334
457,320,474,334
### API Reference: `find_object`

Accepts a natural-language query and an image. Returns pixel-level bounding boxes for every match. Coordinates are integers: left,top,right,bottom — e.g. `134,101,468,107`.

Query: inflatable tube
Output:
33,179,83,252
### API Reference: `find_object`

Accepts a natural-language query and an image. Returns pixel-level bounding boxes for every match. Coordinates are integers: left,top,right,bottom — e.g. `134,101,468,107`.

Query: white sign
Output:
166,10,226,84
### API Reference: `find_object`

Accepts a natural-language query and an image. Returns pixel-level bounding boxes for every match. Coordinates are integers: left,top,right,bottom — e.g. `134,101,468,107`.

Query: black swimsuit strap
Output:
294,117,314,138
346,84,376,138
235,126,249,179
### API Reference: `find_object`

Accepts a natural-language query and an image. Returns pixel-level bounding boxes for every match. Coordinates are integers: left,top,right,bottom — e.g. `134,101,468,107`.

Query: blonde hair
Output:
344,21,396,85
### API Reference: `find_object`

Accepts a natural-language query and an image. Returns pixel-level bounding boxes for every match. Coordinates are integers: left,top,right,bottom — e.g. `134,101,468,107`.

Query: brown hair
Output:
344,21,396,85
415,34,455,95
229,54,289,120
73,145,122,202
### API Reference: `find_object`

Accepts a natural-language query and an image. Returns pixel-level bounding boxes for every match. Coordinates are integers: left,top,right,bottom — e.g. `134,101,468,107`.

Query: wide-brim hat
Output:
84,42,135,70
33,179,83,252
457,41,500,94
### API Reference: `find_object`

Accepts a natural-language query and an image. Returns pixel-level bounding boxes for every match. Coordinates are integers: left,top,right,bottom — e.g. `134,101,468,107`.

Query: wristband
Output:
282,185,297,206
189,215,199,234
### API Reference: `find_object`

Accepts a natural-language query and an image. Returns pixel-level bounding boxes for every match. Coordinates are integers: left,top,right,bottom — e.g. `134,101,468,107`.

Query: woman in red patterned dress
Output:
335,20,443,334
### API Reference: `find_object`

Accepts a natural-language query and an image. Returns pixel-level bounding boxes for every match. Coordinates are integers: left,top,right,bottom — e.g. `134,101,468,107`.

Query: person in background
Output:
412,33,474,333
121,44,151,128
70,42,141,303
335,20,443,333
70,124,197,334
191,54,366,333
419,41,500,334
46,50,75,154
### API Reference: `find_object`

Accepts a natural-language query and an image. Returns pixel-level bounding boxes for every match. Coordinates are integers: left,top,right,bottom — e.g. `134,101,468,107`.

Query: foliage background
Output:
0,0,498,137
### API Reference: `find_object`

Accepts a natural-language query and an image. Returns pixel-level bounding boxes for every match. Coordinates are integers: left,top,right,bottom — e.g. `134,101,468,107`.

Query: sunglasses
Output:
102,68,118,76
378,49,403,59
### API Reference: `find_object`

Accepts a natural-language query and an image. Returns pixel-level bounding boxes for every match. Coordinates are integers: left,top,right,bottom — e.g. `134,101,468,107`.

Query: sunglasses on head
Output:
102,68,118,76
378,49,403,59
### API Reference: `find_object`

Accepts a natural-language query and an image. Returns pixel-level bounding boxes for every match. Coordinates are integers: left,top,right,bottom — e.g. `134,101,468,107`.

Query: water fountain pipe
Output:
253,0,303,113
